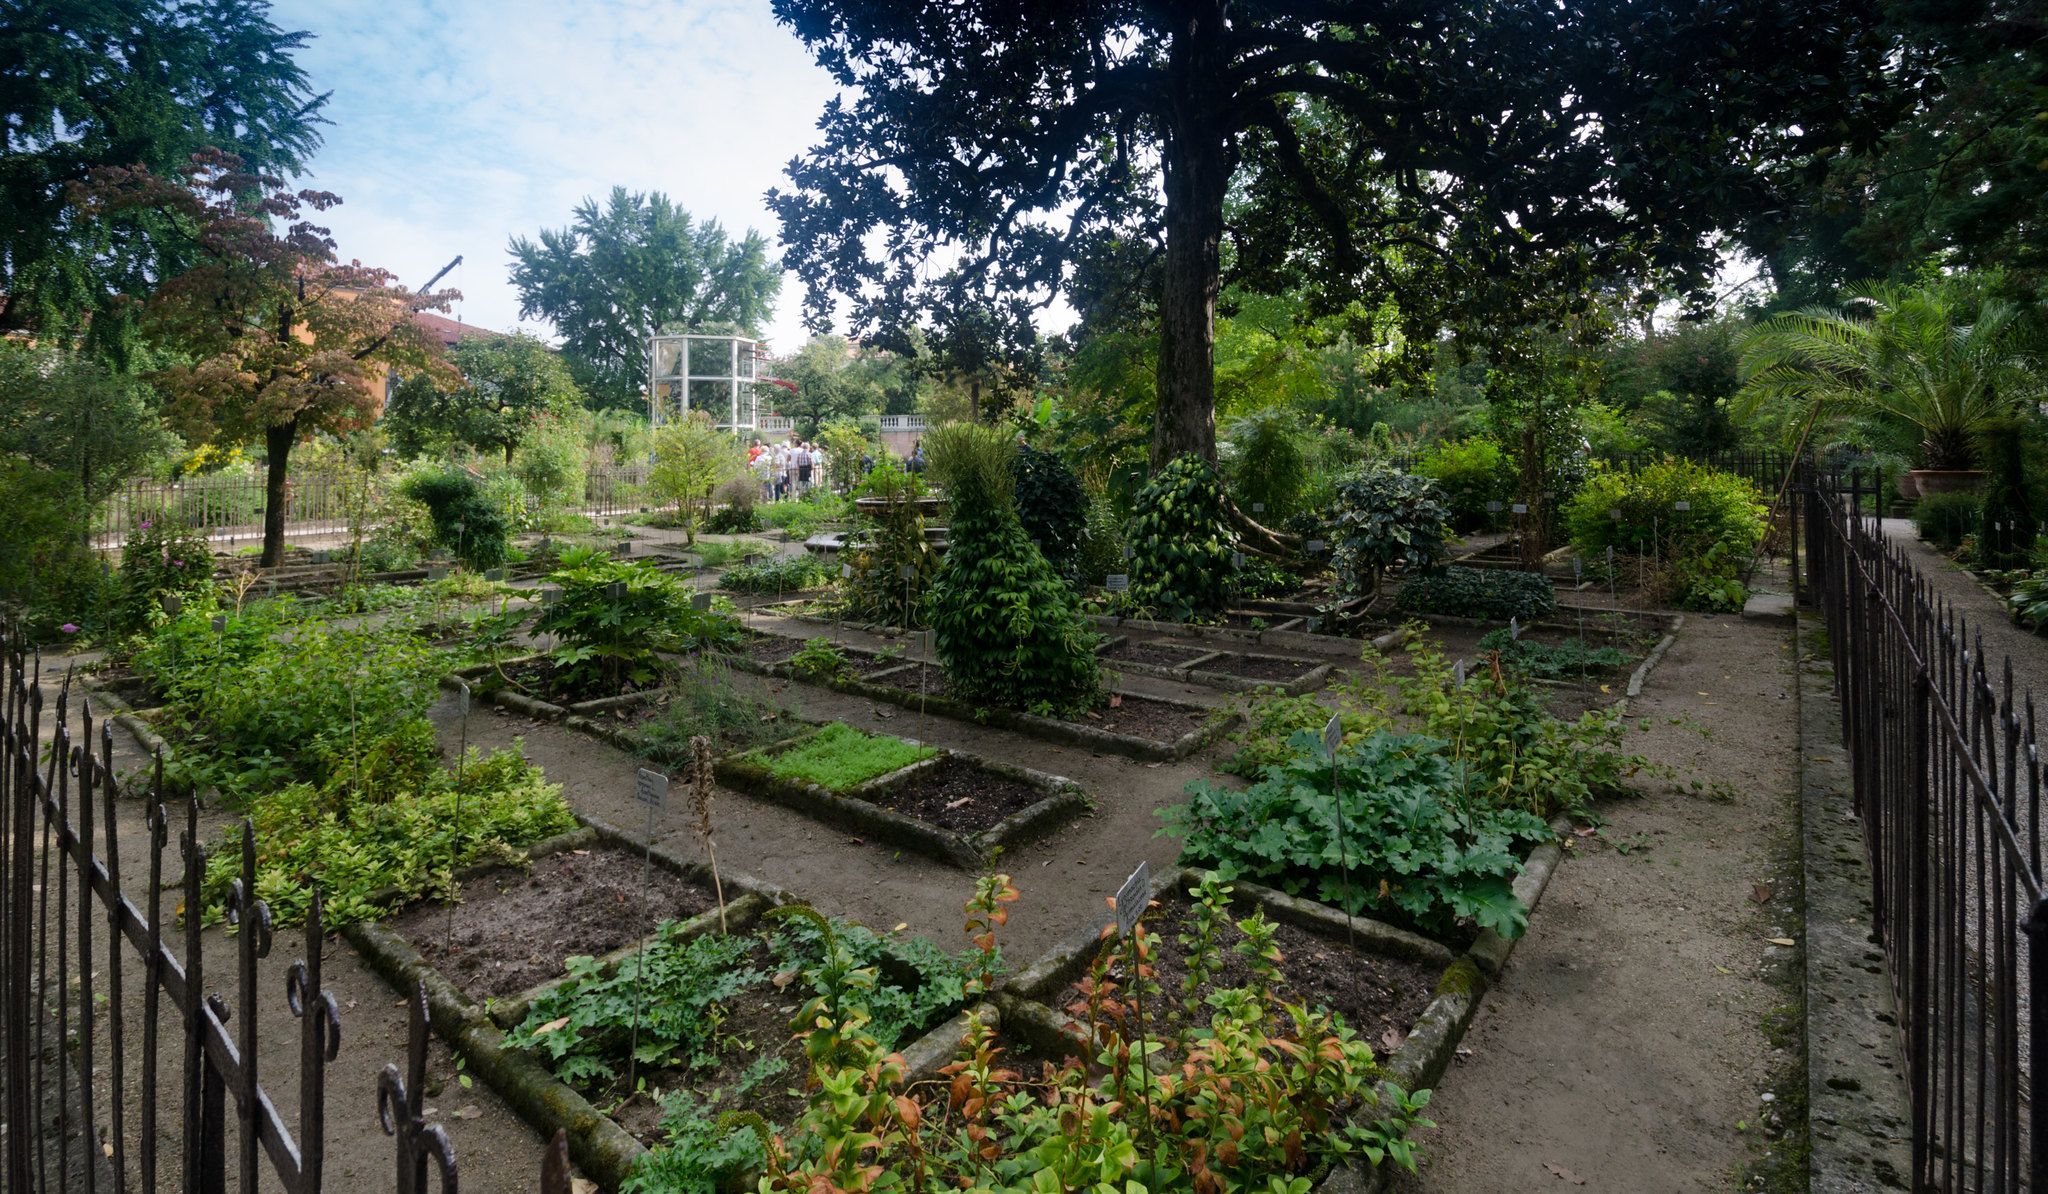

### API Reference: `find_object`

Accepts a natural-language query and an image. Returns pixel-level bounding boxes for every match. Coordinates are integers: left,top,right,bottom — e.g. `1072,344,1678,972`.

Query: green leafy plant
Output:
1325,468,1451,598
718,556,832,594
744,722,934,791
109,518,216,640
506,908,973,1109
402,469,511,569
758,492,850,539
785,637,854,683
1393,565,1556,622
1223,406,1308,522
1476,628,1633,679
134,600,449,804
1416,437,1515,532
634,656,792,764
201,741,575,927
1012,442,1089,574
925,424,1101,713
1125,453,1236,621
1166,728,1551,938
691,539,772,569
2005,570,2048,630
1562,459,1766,611
533,549,742,694
842,458,935,626
1913,489,1979,553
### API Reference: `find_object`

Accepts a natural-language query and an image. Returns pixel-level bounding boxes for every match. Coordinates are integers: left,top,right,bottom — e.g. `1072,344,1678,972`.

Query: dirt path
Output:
1391,612,1799,1192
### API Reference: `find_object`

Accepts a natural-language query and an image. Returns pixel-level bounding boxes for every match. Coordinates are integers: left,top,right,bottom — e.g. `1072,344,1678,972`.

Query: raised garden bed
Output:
1101,639,1217,669
1185,651,1332,695
717,732,1089,868
384,836,727,1011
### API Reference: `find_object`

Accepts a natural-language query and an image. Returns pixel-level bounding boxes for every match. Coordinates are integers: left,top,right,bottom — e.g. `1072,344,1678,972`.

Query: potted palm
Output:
1737,282,2044,495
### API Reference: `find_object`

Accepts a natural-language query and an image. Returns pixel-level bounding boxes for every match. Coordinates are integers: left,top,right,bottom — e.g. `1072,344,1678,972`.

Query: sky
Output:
269,0,843,353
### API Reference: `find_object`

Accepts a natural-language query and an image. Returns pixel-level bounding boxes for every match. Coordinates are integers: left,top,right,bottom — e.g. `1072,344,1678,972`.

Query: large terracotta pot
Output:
1895,471,1922,499
1907,469,1985,496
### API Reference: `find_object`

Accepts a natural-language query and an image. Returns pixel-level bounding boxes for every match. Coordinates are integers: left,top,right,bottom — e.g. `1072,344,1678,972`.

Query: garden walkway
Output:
1878,517,2048,685
1391,609,1802,1191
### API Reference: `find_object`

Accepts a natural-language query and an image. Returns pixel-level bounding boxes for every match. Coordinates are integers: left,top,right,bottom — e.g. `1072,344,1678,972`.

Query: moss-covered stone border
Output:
714,648,1240,763
713,732,1090,869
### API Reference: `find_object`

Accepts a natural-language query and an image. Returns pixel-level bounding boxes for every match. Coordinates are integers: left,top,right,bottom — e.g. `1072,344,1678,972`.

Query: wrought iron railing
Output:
1802,464,2042,1192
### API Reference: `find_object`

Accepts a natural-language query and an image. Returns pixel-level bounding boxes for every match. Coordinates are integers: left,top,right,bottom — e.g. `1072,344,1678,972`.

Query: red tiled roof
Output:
412,311,502,349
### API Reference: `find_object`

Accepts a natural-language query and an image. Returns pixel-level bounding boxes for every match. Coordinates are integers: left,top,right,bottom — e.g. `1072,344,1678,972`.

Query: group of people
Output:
749,438,828,501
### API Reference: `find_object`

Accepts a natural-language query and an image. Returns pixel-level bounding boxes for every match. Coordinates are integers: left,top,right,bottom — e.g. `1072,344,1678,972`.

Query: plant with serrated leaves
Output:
1164,727,1552,939
533,548,741,695
1325,468,1451,598
1476,627,1632,679
1124,453,1235,621
718,555,832,594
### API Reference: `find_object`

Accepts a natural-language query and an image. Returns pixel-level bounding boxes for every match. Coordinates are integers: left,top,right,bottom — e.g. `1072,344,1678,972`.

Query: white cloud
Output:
270,0,842,352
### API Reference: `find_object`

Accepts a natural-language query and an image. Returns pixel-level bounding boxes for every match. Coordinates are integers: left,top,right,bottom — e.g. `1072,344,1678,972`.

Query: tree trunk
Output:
504,441,516,467
261,421,296,567
1150,7,1230,469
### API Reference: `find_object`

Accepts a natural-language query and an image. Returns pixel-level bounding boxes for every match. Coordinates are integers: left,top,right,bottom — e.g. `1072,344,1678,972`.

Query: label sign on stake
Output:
1306,539,1326,553
691,593,712,611
210,615,226,634
608,581,628,602
1509,616,1520,641
840,564,853,579
1511,503,1529,515
542,588,562,605
636,767,669,809
1673,500,1692,512
1113,860,1150,938
1486,501,1503,513
1251,502,1266,514
428,567,449,581
1322,712,1342,761
616,540,632,555
1453,660,1468,687
1104,573,1129,593
898,564,916,580
456,680,471,717
1230,551,1245,569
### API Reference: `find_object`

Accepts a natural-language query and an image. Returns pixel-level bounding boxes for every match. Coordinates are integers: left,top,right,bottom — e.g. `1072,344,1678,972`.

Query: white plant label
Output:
635,767,669,810
1322,712,1342,760
1105,574,1130,592
1114,860,1150,938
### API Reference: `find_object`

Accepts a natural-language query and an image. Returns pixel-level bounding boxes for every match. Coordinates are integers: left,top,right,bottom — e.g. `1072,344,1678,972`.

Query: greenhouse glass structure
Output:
648,332,768,432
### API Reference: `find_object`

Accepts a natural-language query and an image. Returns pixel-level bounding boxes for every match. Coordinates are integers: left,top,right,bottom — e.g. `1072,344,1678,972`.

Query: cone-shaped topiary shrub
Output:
1126,453,1235,621
925,424,1101,714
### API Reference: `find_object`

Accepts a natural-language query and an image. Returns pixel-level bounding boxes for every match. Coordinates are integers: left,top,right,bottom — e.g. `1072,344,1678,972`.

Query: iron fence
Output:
0,631,461,1192
92,466,656,551
1802,464,2043,1192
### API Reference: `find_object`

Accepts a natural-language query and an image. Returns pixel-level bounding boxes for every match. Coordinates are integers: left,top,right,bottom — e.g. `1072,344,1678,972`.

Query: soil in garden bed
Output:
736,635,803,665
875,662,953,699
387,846,717,1002
1077,694,1214,742
875,756,1045,836
1102,639,1213,668
495,655,664,704
1199,653,1317,682
1057,897,1440,1052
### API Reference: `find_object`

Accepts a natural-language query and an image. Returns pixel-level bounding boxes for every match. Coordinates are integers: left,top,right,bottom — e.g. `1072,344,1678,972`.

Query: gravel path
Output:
1877,518,2048,694
1390,612,1801,1191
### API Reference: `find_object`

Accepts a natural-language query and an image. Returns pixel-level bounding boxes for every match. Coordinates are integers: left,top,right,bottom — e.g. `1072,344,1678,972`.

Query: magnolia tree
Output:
74,151,459,565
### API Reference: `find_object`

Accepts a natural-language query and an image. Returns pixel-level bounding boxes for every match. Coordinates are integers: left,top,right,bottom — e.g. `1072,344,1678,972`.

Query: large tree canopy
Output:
385,332,584,463
508,188,780,411
768,0,1889,470
0,0,328,352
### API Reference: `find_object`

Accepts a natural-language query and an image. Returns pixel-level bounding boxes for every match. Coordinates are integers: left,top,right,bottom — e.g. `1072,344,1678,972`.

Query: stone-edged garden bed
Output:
713,729,1090,868
1087,610,1408,661
714,644,1241,762
342,814,991,1191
